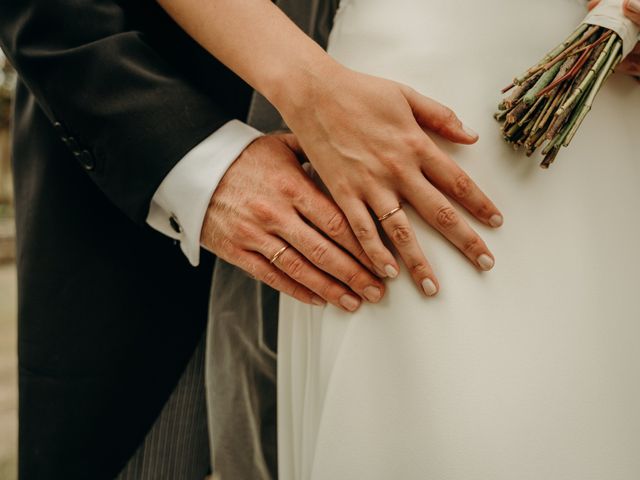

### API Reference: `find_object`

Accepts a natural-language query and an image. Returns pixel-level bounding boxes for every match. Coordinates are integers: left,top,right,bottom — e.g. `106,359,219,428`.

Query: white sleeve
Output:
146,119,263,266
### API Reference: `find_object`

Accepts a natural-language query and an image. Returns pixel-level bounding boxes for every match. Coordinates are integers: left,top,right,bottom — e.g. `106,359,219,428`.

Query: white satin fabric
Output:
278,1,640,479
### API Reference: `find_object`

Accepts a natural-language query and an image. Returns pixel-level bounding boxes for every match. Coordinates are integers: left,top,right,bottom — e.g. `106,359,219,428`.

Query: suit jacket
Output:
0,1,252,478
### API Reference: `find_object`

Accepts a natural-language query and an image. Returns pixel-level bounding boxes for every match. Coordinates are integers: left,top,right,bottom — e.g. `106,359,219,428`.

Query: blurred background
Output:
0,47,18,480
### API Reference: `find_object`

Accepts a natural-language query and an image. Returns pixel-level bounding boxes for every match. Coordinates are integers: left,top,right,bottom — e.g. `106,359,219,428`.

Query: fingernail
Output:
363,286,382,303
311,295,326,306
462,124,479,138
422,278,438,296
384,264,399,278
489,214,504,228
626,0,640,13
339,294,361,312
477,254,495,271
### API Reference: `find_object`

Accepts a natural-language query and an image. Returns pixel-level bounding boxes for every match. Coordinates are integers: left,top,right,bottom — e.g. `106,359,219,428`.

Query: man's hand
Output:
201,133,385,312
588,0,640,77
278,67,503,296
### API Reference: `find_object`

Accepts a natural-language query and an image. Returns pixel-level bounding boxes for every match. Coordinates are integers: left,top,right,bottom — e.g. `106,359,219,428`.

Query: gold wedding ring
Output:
377,205,403,222
269,245,289,264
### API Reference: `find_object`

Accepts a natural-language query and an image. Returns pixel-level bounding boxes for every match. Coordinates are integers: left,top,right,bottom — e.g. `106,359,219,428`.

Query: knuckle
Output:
277,177,301,199
345,269,362,287
244,262,259,279
433,108,459,134
354,224,375,242
218,237,235,255
326,211,348,238
319,280,333,299
262,269,280,287
309,242,329,266
435,205,459,229
380,153,404,176
251,200,279,225
367,248,388,266
289,284,301,300
233,221,254,240
475,202,491,218
331,178,353,198
354,245,368,262
442,108,459,128
462,236,480,254
452,173,473,200
411,261,430,277
390,224,412,246
286,256,306,280
403,133,428,158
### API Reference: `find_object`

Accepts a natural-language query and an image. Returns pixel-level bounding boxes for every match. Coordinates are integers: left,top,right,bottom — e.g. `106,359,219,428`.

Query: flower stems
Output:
496,25,623,169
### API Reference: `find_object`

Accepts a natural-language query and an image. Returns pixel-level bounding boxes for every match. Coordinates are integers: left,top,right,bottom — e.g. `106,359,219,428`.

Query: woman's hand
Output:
277,65,503,296
157,0,503,296
588,0,640,76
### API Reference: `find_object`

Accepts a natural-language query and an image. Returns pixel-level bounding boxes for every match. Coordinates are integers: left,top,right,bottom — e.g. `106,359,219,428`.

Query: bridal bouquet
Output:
495,0,640,168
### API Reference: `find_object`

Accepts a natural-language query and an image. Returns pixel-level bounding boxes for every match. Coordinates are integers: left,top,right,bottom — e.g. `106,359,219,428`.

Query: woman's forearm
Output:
157,0,338,114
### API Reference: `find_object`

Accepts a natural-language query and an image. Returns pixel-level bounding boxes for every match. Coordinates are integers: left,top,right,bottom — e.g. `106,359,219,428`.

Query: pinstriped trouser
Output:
116,336,211,480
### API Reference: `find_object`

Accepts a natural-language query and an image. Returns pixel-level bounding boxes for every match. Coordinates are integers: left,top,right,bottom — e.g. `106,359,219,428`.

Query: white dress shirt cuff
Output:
146,120,263,266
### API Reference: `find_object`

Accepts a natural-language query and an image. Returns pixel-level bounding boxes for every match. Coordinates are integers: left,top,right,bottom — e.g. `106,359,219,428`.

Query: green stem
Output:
522,61,563,105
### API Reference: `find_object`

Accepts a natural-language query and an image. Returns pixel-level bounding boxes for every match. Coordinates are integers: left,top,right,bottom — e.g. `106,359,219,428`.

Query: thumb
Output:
623,0,640,26
278,132,302,153
401,85,479,145
277,132,309,162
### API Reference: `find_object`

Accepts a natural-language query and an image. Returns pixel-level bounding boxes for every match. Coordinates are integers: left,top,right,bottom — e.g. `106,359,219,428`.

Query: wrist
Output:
263,50,346,122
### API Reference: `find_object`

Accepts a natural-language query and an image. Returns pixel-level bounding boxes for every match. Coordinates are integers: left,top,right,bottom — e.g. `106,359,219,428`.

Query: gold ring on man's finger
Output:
377,205,403,222
269,245,289,264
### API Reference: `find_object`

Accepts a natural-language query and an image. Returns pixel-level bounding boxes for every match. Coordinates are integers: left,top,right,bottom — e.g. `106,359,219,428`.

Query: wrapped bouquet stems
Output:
495,0,640,168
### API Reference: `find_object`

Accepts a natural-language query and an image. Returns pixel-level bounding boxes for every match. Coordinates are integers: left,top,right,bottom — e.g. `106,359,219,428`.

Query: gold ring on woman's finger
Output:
269,245,289,264
377,205,403,222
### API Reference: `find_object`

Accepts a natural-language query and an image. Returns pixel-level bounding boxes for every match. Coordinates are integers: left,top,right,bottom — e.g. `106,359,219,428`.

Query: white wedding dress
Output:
278,0,640,479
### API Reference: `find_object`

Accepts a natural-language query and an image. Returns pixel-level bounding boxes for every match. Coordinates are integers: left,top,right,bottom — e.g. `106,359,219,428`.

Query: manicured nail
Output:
363,286,382,303
311,295,326,306
421,278,438,296
384,264,399,278
489,214,504,228
627,0,640,13
339,294,361,312
477,254,495,271
463,124,479,139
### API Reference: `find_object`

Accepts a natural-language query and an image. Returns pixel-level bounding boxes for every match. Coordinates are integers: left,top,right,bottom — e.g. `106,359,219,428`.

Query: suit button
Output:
74,149,95,171
62,136,81,153
53,122,66,137
169,215,182,234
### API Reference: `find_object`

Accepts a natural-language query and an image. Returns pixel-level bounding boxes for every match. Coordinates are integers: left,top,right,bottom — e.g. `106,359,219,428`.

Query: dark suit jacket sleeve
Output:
0,1,237,223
